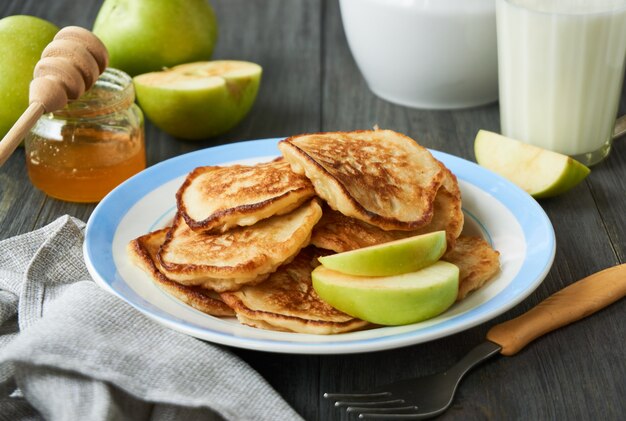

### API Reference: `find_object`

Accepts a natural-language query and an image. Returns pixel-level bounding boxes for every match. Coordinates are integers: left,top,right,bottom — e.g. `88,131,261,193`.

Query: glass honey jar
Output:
25,68,146,203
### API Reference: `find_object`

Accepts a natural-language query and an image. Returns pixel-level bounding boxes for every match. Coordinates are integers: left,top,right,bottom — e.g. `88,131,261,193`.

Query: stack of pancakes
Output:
128,129,500,334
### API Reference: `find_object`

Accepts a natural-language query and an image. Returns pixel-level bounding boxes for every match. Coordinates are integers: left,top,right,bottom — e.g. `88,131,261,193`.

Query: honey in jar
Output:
25,68,145,203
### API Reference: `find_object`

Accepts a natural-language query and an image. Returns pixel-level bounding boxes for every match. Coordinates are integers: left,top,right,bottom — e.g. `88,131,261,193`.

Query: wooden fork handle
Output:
486,263,626,356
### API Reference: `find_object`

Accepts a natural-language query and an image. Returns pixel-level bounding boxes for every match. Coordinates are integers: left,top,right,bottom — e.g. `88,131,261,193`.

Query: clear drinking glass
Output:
496,0,626,166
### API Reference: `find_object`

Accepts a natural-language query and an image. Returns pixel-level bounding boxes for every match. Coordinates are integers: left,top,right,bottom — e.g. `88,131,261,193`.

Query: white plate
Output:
84,137,555,354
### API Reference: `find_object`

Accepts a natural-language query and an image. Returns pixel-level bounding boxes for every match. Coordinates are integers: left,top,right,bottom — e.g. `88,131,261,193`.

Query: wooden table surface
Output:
2,1,625,420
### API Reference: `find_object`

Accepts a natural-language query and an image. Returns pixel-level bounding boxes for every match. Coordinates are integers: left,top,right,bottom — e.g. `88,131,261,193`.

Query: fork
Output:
324,263,626,419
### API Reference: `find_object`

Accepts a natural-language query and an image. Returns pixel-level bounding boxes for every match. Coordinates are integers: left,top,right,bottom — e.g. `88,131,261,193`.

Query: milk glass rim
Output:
499,0,626,17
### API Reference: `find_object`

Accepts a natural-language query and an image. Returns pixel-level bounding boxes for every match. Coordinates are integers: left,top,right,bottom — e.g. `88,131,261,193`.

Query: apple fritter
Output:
278,129,445,231
157,199,322,292
127,229,234,317
442,235,500,301
177,157,315,233
220,247,369,334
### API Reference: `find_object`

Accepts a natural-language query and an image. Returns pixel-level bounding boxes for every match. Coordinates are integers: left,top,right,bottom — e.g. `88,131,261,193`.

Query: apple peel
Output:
318,231,447,277
474,130,590,199
312,261,460,326
133,60,262,139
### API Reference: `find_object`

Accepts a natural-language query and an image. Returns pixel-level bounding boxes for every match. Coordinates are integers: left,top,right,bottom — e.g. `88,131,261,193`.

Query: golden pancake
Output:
177,157,315,233
310,206,408,252
412,165,464,248
442,236,500,300
157,199,322,292
127,229,234,317
278,129,445,231
310,166,463,252
220,247,369,334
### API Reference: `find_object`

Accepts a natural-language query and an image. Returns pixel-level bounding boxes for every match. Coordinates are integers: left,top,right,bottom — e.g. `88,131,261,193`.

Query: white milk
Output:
497,0,626,164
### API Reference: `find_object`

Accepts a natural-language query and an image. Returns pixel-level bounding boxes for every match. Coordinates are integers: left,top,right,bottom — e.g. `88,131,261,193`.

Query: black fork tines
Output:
347,406,419,414
325,391,404,410
324,392,392,399
325,392,427,419
335,399,405,408
359,413,430,420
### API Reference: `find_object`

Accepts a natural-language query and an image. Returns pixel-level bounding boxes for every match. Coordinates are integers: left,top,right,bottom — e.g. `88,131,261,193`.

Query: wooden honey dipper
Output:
0,26,108,166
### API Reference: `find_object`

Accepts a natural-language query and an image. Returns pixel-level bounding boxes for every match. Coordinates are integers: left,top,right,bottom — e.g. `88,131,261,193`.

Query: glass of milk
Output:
496,0,626,166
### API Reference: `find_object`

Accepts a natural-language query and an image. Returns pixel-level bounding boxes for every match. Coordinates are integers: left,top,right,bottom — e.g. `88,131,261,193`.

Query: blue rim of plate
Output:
84,137,555,354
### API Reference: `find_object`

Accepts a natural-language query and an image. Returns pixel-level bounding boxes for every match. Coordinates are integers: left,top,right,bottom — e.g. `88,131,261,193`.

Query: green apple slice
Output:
133,61,262,139
312,261,459,326
474,130,590,199
318,231,446,276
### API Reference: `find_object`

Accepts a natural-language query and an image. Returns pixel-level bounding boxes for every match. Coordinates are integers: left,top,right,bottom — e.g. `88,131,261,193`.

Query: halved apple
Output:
474,130,590,198
318,231,446,277
133,60,262,139
312,261,459,326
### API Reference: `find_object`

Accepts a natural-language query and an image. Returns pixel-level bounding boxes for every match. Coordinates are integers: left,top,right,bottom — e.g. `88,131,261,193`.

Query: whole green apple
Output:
312,261,459,325
133,60,262,139
0,15,59,139
318,231,447,277
93,0,218,77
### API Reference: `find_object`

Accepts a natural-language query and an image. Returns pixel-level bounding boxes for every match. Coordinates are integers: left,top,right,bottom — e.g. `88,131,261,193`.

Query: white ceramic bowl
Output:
339,0,498,109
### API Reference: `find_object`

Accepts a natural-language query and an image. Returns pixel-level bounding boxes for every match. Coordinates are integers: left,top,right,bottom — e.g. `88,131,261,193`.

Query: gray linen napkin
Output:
0,215,304,421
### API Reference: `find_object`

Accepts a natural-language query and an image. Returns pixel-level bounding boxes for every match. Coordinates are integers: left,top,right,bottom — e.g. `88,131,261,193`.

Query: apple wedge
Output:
133,61,262,139
318,231,446,276
312,261,459,325
474,130,590,198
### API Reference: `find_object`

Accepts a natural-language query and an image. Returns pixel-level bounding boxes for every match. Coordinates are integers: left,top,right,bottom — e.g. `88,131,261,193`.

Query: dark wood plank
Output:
0,0,102,237
321,0,499,160
11,0,324,233
211,0,322,140
2,1,626,421
1,2,323,419
0,0,100,28
138,0,325,165
320,0,626,420
206,2,325,419
586,77,626,261
0,148,46,237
